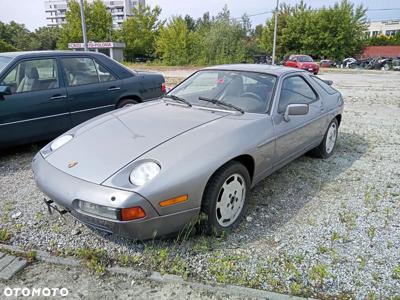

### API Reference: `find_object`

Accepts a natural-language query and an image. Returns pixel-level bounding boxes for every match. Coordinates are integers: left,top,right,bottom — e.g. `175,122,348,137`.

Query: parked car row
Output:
320,57,400,71
0,51,166,148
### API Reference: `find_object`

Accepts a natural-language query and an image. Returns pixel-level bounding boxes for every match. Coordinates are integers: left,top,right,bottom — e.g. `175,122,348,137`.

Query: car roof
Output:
203,64,304,76
0,50,136,79
0,50,104,59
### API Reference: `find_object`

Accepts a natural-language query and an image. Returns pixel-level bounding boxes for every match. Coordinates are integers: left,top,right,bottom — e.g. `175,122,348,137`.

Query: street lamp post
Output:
79,0,88,51
271,0,279,65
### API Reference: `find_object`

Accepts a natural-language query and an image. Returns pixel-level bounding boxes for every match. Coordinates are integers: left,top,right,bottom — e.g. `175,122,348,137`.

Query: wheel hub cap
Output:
216,174,246,227
325,123,337,154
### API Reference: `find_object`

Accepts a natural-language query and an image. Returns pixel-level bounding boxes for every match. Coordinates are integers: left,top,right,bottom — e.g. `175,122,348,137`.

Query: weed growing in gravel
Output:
75,248,109,277
392,265,400,280
34,211,43,222
309,263,330,287
317,245,329,255
208,253,249,285
142,246,190,279
357,256,367,270
367,226,376,241
0,228,10,242
339,208,357,230
331,231,340,243
26,250,37,262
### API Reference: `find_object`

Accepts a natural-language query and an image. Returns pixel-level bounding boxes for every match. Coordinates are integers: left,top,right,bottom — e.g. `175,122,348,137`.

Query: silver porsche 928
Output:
32,64,344,240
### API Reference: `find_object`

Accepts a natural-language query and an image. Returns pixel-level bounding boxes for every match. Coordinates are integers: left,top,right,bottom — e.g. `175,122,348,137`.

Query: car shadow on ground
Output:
93,130,368,250
234,130,369,244
0,142,47,174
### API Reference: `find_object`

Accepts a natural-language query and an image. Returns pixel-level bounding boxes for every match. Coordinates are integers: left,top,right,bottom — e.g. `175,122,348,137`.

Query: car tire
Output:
310,118,339,159
200,161,251,236
117,98,139,109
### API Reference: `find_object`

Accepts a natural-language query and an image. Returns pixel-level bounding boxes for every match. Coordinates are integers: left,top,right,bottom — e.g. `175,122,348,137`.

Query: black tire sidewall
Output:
201,162,251,236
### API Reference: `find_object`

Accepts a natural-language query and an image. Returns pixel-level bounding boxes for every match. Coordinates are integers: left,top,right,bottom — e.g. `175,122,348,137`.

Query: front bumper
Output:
32,153,200,240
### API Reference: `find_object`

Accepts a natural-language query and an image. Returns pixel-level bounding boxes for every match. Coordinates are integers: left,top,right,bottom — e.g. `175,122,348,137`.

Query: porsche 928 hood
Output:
46,102,227,184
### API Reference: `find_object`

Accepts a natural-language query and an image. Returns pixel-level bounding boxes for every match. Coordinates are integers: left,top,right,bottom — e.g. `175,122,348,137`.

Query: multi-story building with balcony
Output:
45,0,145,28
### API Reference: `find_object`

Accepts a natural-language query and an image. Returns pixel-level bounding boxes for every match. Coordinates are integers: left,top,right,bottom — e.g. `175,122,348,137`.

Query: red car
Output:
283,55,319,75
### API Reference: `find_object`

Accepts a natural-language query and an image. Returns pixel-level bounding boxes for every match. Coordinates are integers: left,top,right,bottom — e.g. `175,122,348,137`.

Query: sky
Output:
0,0,399,31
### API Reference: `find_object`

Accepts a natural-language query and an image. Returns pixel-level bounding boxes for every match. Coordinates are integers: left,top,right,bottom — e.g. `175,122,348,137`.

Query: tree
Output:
58,0,113,49
184,15,196,32
31,26,61,50
260,0,367,60
366,32,400,46
200,6,247,65
0,21,32,51
120,4,164,60
155,17,199,65
0,39,17,52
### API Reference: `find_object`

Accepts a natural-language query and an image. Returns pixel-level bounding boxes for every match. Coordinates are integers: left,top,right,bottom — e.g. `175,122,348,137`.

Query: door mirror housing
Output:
324,80,333,86
284,103,309,122
0,85,11,100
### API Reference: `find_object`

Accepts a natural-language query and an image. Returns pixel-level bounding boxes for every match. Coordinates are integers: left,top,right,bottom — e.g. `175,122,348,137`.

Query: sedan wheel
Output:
216,173,246,227
310,118,339,158
200,161,250,236
117,98,139,109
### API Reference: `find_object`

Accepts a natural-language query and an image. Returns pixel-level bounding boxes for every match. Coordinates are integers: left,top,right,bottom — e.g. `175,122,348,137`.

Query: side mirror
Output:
324,80,333,86
0,85,11,100
284,103,309,122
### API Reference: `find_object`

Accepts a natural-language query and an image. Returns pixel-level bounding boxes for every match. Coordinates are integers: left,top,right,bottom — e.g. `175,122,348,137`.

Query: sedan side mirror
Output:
284,103,309,122
324,80,333,86
0,85,11,100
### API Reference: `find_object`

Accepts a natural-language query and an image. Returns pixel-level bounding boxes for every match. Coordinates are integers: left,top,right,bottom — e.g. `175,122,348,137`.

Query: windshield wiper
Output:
198,96,244,114
164,94,192,107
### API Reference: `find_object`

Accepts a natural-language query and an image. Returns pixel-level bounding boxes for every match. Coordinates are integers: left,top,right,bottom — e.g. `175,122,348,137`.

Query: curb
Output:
0,243,313,300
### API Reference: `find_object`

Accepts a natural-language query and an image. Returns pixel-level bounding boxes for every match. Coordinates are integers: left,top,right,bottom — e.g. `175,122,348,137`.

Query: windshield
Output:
0,56,12,72
297,56,314,62
169,70,276,113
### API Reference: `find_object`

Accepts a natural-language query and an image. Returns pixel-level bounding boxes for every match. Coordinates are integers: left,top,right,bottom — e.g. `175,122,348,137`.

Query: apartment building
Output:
45,0,145,28
365,19,400,37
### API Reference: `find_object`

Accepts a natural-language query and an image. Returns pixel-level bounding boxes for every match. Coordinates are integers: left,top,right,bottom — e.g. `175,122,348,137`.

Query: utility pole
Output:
79,0,88,51
271,0,279,65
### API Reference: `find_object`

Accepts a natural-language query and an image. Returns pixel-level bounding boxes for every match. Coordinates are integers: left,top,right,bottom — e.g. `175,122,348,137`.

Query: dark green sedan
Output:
0,51,165,148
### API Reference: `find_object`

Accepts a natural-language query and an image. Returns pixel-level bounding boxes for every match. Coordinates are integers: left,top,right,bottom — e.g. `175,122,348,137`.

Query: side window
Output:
61,57,99,86
1,59,59,94
94,61,117,82
278,76,317,113
311,76,338,95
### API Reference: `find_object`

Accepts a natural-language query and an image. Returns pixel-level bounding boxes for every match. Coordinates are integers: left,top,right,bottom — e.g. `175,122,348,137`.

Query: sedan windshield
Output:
169,70,276,113
0,56,12,72
297,56,314,62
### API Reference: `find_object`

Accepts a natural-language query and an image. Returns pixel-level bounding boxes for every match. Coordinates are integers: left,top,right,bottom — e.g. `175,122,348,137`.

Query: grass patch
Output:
0,228,11,242
392,265,400,280
75,248,109,277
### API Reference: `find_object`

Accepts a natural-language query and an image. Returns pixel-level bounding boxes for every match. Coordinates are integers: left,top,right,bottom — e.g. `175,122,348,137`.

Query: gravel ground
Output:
1,68,399,299
0,262,253,300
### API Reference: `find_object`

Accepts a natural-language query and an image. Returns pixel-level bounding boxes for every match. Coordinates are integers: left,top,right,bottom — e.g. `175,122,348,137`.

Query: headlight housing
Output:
129,161,161,186
50,135,74,151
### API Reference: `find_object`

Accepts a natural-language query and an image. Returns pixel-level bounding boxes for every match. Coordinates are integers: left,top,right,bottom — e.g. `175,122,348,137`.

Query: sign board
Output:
68,42,125,49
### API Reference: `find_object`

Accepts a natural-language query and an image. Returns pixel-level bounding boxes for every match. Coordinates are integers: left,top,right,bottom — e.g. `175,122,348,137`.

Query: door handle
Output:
108,87,121,91
50,95,67,100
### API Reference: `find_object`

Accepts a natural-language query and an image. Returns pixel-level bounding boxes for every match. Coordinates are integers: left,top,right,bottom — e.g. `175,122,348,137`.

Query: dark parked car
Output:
0,51,165,148
283,55,320,75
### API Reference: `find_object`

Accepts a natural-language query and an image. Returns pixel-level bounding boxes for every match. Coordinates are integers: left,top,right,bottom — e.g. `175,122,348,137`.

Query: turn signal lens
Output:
159,195,188,207
121,207,146,221
161,82,167,94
